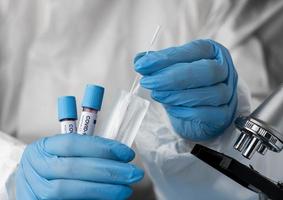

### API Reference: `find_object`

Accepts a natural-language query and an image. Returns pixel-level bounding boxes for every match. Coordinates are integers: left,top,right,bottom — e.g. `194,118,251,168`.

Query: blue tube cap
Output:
82,84,104,110
58,96,78,121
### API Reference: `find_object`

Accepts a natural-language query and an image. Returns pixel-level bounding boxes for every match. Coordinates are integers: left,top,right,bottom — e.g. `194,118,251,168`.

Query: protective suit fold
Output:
135,78,256,200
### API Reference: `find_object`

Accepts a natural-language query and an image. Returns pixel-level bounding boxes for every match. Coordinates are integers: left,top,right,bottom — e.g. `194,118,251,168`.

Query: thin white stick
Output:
129,75,140,94
146,25,161,55
130,25,161,94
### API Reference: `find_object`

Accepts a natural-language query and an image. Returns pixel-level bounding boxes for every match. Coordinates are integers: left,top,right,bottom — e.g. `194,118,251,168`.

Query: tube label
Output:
77,111,97,135
61,120,77,134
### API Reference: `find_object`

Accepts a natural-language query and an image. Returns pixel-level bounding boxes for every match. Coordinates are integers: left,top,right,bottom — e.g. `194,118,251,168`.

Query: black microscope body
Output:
191,85,283,200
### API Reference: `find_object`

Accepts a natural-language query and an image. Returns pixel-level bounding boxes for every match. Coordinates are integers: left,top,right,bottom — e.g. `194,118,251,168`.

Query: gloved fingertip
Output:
129,166,144,183
134,56,156,75
134,63,143,74
151,90,171,101
134,53,147,75
117,187,133,200
134,52,146,64
113,143,135,162
151,91,163,103
140,76,155,89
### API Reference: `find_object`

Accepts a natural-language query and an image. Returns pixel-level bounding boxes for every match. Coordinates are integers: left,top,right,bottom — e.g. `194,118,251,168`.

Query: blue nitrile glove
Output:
16,134,144,200
134,39,238,141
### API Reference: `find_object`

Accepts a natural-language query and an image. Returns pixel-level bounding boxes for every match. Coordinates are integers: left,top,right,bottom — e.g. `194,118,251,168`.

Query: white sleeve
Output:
0,132,25,200
135,79,259,200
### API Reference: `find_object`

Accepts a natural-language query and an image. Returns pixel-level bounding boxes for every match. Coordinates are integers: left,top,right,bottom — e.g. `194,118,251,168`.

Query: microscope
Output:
191,85,283,200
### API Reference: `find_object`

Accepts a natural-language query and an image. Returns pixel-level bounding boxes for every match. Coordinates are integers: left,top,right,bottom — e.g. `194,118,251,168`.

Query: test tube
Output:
77,84,104,135
58,96,78,134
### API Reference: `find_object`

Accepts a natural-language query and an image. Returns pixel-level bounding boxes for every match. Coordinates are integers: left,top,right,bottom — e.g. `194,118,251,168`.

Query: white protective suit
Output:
1,0,283,199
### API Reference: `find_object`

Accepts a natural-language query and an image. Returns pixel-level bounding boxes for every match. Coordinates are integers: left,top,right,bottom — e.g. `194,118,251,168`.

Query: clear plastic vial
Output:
58,96,78,134
77,84,104,135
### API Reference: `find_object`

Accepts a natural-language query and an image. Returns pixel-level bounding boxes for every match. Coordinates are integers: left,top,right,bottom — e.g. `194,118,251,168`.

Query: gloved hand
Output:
134,39,238,141
16,134,144,200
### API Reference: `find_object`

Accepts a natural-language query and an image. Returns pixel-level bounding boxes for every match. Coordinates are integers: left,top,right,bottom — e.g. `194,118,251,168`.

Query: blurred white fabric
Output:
0,0,283,199
0,132,24,199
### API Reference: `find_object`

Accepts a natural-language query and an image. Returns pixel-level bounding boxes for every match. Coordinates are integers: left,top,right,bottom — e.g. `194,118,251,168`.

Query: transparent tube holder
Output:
103,90,150,147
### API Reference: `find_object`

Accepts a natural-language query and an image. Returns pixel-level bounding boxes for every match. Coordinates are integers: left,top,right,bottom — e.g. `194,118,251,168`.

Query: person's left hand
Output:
134,39,238,141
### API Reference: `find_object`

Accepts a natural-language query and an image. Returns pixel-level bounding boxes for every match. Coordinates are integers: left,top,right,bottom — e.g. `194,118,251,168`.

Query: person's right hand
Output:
134,40,238,141
16,134,144,200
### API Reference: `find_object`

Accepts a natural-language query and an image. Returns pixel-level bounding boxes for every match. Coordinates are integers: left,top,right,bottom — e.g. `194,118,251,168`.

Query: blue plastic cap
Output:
58,96,78,121
82,84,105,110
